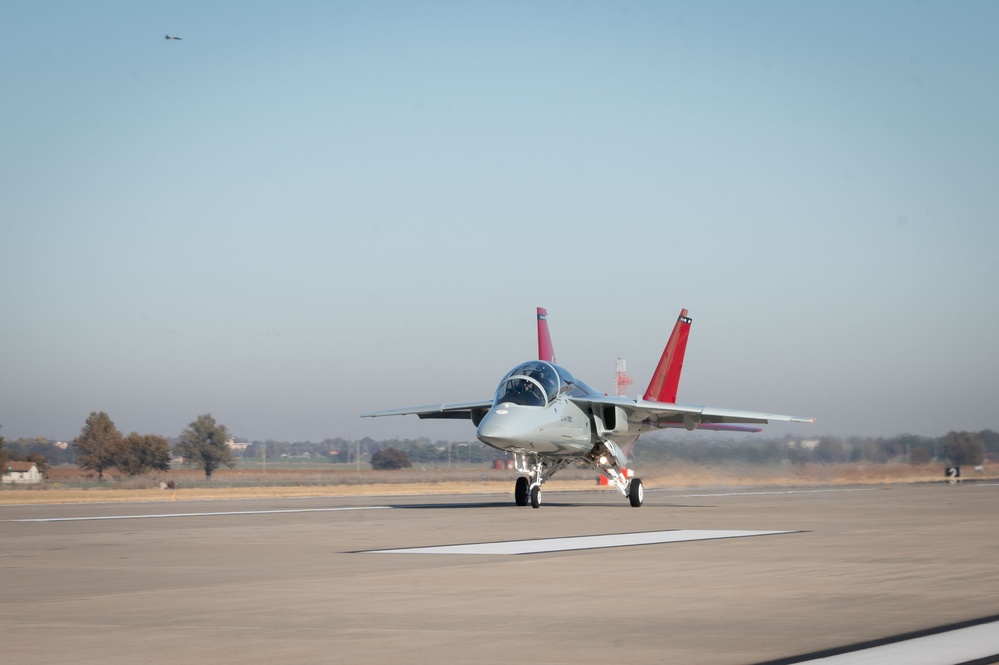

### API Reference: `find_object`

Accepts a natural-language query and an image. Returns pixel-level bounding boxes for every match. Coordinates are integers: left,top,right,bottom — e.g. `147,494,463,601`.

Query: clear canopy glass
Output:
494,361,570,406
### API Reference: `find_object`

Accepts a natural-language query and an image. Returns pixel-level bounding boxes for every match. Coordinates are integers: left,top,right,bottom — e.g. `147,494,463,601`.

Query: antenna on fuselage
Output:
615,357,633,397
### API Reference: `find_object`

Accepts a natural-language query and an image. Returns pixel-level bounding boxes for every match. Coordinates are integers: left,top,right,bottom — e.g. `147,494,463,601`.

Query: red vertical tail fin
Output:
643,309,692,403
537,307,556,363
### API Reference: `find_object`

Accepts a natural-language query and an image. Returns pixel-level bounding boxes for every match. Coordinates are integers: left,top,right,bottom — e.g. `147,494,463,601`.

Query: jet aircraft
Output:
362,308,812,508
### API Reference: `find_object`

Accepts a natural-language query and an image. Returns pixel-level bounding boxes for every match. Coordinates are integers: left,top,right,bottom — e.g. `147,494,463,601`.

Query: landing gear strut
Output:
512,453,571,509
589,441,644,507
515,470,545,509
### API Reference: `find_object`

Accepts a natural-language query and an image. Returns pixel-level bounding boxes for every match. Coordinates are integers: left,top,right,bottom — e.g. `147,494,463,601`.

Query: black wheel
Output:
530,484,541,509
515,476,529,506
629,478,644,508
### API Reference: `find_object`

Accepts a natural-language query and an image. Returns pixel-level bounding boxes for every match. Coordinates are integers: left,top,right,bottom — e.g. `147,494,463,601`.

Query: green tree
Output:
0,423,7,473
116,433,171,476
813,438,849,463
73,412,124,481
909,444,934,465
370,447,412,470
943,431,985,467
175,414,235,479
979,429,999,456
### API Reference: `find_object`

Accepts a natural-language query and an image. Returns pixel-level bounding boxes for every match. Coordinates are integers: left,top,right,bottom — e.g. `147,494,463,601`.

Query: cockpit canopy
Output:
494,361,574,407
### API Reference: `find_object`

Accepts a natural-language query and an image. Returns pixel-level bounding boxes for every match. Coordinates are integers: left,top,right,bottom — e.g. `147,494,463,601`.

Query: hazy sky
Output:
3,1,997,443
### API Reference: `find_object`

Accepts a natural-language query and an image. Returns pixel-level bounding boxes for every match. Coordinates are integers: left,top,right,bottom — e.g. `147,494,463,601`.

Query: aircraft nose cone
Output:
476,419,508,447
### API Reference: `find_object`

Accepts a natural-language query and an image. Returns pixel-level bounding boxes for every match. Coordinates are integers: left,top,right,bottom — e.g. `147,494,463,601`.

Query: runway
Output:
2,483,998,664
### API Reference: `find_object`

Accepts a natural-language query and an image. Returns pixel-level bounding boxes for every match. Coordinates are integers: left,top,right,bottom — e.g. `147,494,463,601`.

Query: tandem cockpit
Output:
492,360,594,407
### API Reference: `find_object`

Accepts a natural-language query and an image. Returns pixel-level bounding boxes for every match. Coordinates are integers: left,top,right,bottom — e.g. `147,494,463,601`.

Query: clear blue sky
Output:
2,1,997,443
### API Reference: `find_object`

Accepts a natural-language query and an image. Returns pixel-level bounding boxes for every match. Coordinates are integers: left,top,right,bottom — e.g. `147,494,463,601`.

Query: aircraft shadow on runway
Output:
389,501,716,510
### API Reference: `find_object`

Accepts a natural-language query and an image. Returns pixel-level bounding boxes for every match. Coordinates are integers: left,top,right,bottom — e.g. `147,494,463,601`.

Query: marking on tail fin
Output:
537,307,556,363
643,309,692,403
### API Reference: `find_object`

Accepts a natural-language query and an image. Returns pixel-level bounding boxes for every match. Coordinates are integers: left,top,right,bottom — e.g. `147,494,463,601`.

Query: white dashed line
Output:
763,617,999,664
366,529,797,554
8,506,393,522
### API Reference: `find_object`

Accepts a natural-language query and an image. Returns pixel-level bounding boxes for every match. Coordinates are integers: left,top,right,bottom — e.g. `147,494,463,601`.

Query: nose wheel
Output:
514,476,543,508
515,476,529,506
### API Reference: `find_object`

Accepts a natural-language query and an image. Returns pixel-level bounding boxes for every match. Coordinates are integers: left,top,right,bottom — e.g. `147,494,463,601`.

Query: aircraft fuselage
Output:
362,307,812,509
476,395,593,455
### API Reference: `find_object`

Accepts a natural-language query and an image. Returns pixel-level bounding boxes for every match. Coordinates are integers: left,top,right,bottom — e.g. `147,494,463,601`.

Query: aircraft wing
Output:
361,400,493,420
570,395,812,431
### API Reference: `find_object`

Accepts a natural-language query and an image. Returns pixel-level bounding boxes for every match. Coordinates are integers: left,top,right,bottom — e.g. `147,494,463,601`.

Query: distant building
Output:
3,461,43,484
227,439,250,451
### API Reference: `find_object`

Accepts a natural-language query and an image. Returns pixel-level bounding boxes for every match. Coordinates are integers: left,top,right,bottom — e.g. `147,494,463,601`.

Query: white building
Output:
227,439,250,451
3,461,43,484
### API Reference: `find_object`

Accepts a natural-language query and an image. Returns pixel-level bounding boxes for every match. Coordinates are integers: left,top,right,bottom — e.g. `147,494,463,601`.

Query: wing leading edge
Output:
361,400,493,420
570,394,813,433
361,307,813,433
571,307,811,432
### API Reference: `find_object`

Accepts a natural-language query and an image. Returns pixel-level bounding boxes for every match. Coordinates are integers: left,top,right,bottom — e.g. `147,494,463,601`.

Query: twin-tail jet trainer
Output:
362,308,812,508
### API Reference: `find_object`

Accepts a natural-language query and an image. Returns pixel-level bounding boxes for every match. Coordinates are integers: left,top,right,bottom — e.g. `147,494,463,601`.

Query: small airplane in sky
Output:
363,308,812,508
164,34,182,41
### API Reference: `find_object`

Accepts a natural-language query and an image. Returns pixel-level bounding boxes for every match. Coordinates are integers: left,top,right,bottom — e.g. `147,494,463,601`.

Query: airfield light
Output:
599,456,608,466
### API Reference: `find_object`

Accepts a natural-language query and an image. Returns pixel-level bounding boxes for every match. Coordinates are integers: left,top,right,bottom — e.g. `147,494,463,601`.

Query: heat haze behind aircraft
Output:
363,308,812,508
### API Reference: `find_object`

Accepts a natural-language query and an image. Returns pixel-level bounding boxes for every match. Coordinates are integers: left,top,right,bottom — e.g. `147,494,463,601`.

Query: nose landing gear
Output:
514,476,543,508
511,453,571,509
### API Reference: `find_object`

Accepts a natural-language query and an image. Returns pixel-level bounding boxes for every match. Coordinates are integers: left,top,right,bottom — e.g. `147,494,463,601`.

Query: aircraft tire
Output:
515,477,529,506
530,484,541,509
629,478,644,508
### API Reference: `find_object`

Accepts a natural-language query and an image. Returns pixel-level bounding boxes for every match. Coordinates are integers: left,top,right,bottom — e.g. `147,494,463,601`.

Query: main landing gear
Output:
514,473,643,508
629,477,644,507
511,450,645,509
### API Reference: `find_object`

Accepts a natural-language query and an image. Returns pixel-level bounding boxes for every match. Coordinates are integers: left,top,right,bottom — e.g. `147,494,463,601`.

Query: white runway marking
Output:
8,506,392,522
673,488,879,498
367,529,796,555
769,618,999,664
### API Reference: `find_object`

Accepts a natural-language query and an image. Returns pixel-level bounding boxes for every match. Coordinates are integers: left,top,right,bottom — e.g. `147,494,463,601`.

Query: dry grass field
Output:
2,462,993,505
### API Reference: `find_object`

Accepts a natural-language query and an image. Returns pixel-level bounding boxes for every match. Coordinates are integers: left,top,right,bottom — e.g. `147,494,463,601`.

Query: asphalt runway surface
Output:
2,482,998,664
